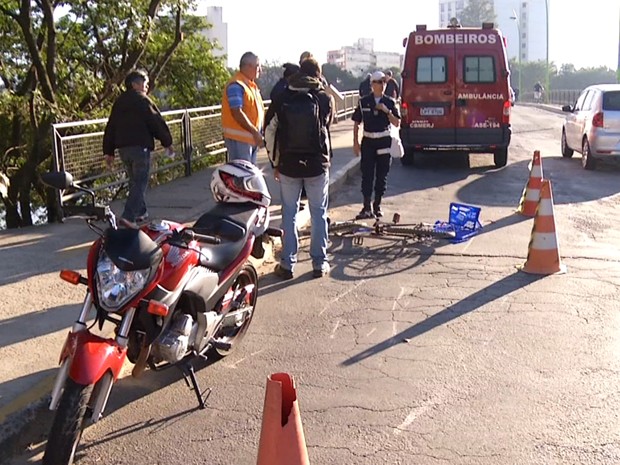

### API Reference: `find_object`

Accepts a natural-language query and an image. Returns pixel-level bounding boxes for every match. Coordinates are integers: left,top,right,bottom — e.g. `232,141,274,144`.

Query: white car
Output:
561,84,620,170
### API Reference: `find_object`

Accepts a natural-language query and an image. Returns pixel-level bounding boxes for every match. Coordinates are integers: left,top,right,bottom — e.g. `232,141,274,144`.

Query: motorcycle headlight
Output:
96,253,150,311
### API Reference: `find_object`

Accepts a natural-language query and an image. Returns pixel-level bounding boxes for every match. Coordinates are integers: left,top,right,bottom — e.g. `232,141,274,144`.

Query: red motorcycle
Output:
40,160,280,465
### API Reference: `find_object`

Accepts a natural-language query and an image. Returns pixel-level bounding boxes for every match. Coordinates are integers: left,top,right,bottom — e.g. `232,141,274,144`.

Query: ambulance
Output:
399,20,512,167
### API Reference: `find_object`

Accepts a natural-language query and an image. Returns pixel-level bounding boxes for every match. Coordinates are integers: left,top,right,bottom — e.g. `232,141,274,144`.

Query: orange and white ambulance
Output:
399,20,512,167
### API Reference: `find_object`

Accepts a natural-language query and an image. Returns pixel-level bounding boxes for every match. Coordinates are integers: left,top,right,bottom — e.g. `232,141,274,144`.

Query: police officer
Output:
352,71,401,219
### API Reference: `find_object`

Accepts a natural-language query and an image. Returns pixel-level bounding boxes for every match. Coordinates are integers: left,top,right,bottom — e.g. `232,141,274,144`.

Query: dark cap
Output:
282,63,300,78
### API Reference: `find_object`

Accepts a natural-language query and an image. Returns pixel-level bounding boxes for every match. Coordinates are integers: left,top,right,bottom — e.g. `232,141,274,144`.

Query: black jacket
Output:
103,89,172,155
359,77,371,98
385,78,400,99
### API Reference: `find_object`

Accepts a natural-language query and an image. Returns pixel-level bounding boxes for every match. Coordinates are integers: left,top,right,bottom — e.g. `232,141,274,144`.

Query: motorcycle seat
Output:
193,202,260,271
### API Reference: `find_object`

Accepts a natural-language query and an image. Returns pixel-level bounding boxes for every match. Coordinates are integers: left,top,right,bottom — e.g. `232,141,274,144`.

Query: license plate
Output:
421,107,444,116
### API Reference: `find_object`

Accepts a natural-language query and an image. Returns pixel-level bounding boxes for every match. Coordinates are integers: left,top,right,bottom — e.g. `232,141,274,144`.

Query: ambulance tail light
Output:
502,100,511,124
592,112,604,128
401,101,409,119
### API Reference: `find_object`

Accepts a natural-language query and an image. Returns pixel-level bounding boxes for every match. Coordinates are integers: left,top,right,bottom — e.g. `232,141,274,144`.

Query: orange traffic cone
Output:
517,150,544,217
256,373,310,465
519,179,566,275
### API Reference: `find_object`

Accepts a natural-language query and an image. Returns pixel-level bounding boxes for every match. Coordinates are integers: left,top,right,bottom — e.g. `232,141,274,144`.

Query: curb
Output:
0,155,361,461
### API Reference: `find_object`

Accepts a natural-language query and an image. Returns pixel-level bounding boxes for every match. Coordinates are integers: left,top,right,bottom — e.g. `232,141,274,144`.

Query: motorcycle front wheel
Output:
42,379,92,465
213,262,258,357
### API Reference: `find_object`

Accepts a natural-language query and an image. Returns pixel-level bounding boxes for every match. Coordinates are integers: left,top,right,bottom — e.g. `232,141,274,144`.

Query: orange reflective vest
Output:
221,72,264,145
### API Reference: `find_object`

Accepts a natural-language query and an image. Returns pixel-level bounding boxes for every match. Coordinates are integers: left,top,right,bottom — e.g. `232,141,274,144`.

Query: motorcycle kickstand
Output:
179,362,212,410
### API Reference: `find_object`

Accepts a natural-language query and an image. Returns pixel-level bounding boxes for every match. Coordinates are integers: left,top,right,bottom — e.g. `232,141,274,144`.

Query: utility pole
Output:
510,10,522,101
545,0,550,103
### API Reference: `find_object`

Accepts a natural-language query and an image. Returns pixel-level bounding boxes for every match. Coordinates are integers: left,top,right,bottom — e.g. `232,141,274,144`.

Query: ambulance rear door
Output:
454,32,508,145
403,33,457,146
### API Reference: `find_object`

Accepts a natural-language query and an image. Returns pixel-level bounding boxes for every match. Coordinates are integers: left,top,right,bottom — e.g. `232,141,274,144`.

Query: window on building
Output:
522,2,527,7
522,12,526,20
464,56,495,83
521,52,526,60
522,32,526,39
416,56,447,83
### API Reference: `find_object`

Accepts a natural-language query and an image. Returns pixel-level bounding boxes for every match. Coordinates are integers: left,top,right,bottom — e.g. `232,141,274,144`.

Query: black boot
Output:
373,198,383,218
356,197,374,220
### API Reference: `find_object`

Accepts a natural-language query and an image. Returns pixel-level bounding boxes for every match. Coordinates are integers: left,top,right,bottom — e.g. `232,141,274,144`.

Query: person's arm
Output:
352,102,362,156
353,121,361,156
376,101,400,127
103,106,117,169
144,98,173,150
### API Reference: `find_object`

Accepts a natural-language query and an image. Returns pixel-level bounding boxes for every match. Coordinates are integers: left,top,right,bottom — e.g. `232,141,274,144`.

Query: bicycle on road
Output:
327,213,456,245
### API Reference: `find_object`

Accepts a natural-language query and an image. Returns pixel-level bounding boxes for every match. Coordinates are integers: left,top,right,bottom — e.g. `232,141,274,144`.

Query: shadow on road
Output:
0,303,80,349
341,271,543,367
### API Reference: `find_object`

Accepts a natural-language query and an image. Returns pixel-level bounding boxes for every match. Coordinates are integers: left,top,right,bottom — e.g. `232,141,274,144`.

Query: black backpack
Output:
277,90,324,155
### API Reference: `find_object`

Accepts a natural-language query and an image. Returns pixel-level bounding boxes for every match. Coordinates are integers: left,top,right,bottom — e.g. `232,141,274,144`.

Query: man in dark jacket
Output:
384,70,400,100
264,58,333,280
358,73,372,98
270,63,300,101
103,70,173,228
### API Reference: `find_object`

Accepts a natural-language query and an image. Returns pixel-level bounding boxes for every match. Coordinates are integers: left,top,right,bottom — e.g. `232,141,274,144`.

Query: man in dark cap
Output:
270,63,300,101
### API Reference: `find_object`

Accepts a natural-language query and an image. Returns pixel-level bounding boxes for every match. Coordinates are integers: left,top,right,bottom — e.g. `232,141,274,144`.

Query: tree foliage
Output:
321,63,363,92
0,0,229,228
458,0,496,27
508,59,617,95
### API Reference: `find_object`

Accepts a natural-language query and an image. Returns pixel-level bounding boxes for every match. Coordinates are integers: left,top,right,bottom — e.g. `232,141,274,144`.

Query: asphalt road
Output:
7,105,620,464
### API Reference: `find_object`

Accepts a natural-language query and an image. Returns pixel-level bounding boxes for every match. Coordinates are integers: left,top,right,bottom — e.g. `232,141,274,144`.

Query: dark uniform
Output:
352,93,401,217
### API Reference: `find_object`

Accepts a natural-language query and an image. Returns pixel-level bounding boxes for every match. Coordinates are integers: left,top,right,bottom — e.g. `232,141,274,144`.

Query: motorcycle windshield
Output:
103,228,163,271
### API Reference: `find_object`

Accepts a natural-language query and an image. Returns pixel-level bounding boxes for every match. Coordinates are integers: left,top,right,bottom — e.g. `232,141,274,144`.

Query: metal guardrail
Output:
516,89,581,105
51,91,360,204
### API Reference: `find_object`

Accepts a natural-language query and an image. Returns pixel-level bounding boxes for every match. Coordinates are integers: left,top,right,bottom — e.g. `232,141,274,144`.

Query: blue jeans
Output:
119,146,150,221
279,172,329,272
225,138,258,165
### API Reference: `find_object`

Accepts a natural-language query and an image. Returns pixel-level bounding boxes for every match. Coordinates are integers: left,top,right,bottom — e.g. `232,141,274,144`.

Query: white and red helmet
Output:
210,160,271,207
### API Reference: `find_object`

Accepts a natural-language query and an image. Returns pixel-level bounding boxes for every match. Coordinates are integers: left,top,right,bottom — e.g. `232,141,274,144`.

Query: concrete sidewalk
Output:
0,120,360,456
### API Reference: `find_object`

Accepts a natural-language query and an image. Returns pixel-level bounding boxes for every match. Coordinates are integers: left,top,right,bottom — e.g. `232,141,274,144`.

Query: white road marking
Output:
319,279,366,316
393,397,438,435
330,320,340,339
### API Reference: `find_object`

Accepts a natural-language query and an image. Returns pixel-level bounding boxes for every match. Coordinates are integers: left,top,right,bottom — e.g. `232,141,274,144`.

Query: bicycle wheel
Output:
328,221,369,235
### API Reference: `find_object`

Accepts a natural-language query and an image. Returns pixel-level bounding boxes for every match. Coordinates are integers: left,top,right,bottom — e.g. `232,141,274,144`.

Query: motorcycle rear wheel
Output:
213,262,258,357
42,379,92,465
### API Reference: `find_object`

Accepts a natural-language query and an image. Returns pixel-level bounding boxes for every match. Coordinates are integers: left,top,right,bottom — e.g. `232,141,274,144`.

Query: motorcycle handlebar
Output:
62,205,109,221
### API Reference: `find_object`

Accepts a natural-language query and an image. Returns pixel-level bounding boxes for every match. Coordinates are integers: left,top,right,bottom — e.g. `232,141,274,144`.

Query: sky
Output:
196,0,619,71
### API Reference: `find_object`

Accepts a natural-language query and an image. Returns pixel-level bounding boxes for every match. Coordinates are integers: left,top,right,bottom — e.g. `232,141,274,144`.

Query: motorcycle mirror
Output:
41,171,74,190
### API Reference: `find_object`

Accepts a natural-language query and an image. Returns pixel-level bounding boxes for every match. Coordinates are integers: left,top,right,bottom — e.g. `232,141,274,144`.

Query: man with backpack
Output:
264,58,333,280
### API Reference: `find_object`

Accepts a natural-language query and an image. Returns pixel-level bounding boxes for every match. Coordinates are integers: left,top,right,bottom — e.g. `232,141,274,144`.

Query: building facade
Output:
327,38,402,77
200,6,228,64
438,0,548,63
